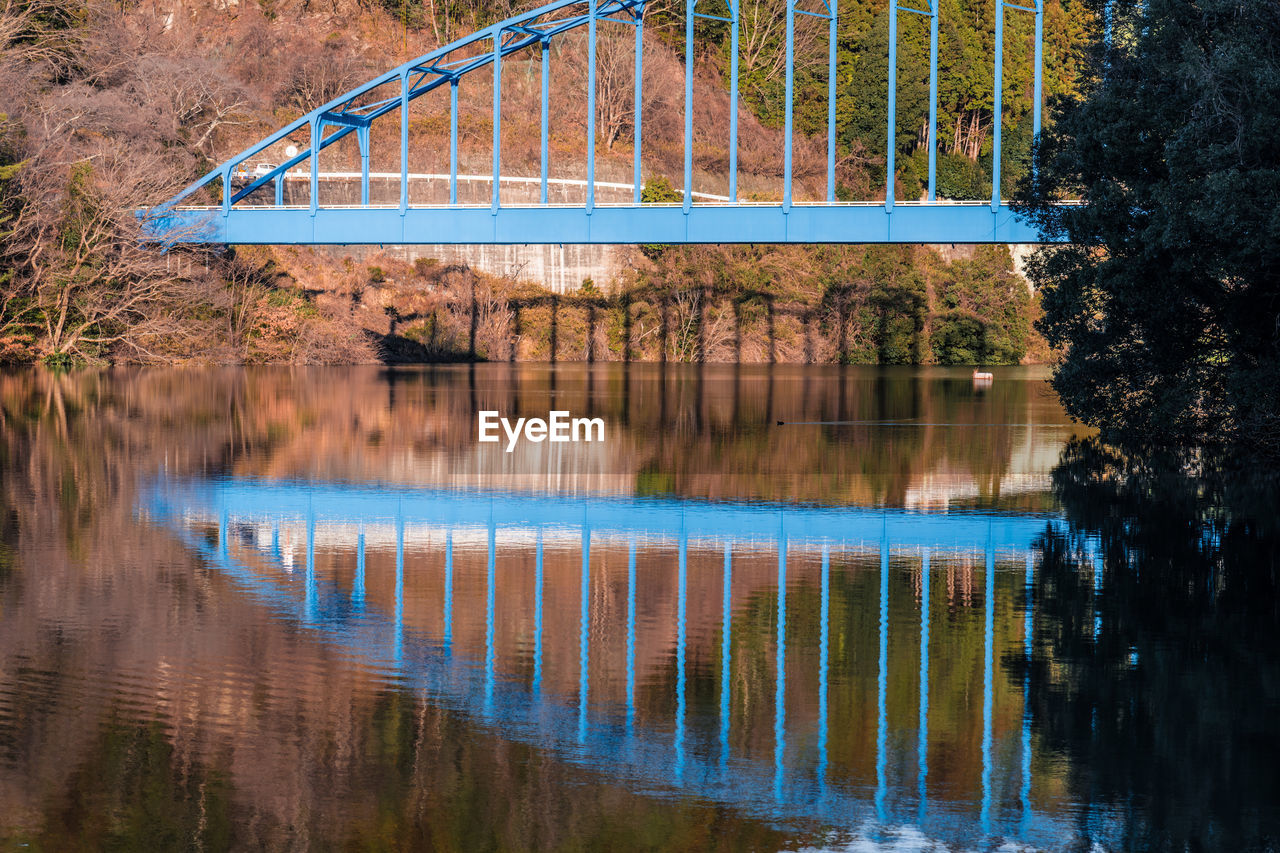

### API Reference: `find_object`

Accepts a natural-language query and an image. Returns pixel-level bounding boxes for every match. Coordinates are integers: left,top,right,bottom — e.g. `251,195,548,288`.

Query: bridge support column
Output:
887,0,897,211
929,0,939,200
587,0,597,213
541,39,550,205
827,0,837,202
450,79,459,206
633,6,644,205
992,0,1004,212
683,0,693,213
1033,0,1043,152
309,118,320,215
729,0,739,202
400,72,409,215
783,0,794,212
493,29,503,214
358,125,370,207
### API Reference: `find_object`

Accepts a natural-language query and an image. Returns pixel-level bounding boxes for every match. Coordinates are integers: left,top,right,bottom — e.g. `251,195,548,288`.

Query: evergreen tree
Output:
1019,0,1280,455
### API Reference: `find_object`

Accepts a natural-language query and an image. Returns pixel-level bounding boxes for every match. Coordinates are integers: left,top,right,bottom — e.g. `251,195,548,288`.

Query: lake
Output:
0,364,1276,851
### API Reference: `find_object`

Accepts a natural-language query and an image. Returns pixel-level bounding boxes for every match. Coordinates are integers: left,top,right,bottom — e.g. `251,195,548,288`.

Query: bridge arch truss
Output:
151,0,1054,245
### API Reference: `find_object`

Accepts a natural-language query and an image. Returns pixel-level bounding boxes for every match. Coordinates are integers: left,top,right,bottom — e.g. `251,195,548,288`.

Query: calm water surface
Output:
0,365,1276,851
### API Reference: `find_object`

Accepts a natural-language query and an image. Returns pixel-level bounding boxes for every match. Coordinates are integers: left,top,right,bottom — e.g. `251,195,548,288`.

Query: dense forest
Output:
0,0,1094,365
1019,0,1280,455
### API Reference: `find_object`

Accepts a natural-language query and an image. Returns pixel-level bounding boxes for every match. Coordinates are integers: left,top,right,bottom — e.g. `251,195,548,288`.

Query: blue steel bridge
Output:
147,0,1061,246
146,479,1115,849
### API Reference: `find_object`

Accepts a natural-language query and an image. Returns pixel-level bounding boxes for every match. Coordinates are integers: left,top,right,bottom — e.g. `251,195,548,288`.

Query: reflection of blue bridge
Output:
147,0,1062,245
148,480,1099,847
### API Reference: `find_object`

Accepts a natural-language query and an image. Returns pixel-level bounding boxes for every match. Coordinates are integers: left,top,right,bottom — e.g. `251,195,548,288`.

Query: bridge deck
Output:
153,202,1048,245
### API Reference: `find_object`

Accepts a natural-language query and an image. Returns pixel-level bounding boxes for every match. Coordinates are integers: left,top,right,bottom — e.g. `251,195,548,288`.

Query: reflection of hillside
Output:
38,364,1085,507
0,366,1094,847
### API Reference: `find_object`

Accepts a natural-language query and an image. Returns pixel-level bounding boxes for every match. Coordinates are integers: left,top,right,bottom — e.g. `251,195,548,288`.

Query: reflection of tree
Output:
1024,439,1280,851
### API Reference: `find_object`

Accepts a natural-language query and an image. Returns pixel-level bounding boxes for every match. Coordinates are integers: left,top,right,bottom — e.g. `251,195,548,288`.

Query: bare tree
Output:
4,143,221,363
281,36,366,112
558,26,639,153
131,56,255,155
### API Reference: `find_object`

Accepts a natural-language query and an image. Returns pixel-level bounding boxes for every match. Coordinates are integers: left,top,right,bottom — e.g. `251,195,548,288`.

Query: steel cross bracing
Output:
145,0,1058,246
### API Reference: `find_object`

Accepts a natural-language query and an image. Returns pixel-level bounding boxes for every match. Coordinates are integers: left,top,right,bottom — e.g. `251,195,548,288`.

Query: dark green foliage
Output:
933,245,1032,364
865,246,927,363
640,175,683,261
930,312,985,364
1033,438,1280,850
641,175,683,204
1018,0,1280,455
936,151,989,199
699,0,1090,200
33,718,235,850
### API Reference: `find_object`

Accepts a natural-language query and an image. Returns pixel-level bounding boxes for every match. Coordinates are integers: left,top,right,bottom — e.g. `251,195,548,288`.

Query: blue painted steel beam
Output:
929,0,939,200
588,0,598,213
151,203,1055,245
400,73,409,214
827,0,837,202
163,0,645,209
729,0,739,202
633,6,644,204
783,0,794,211
146,0,1064,247
358,126,370,206
992,0,1004,211
684,0,694,214
450,79,459,205
542,39,551,205
493,30,503,214
887,0,897,211
320,111,372,128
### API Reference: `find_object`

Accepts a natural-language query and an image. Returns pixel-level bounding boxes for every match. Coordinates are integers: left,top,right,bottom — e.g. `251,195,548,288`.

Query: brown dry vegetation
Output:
274,240,1037,365
1,0,1049,365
